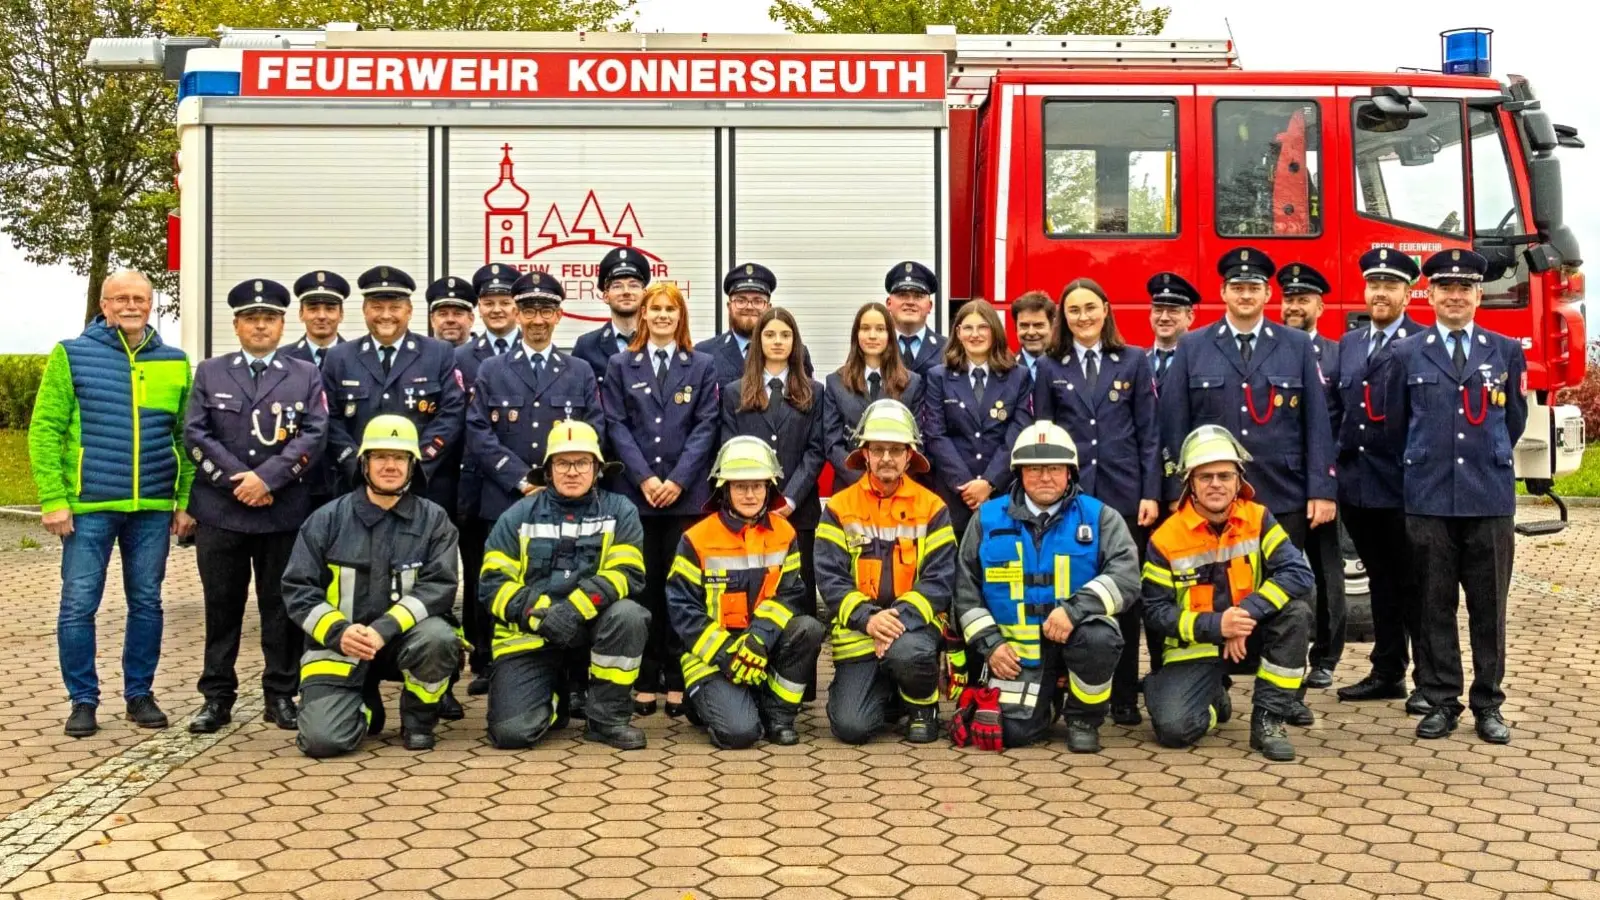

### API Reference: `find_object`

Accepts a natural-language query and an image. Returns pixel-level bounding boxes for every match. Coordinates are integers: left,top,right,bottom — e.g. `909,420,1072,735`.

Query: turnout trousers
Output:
687,616,825,749
826,628,941,745
1145,600,1312,749
989,616,1123,748
297,617,460,758
486,599,650,749
1406,514,1514,716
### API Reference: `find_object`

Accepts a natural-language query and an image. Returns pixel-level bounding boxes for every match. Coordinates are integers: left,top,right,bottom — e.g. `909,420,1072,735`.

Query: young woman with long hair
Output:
822,302,925,489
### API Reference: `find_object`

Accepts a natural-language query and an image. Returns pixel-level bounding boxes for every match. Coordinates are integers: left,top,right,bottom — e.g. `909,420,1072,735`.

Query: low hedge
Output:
0,355,46,430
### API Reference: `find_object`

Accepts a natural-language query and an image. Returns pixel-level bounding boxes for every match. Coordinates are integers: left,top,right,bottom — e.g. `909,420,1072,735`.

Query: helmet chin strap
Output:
361,454,416,497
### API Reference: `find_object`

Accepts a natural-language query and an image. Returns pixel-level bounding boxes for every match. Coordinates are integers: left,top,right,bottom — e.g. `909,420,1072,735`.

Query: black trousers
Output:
195,526,300,705
1113,512,1150,707
795,527,819,702
460,517,493,674
638,515,694,694
1305,516,1347,672
1343,504,1418,685
1406,514,1514,716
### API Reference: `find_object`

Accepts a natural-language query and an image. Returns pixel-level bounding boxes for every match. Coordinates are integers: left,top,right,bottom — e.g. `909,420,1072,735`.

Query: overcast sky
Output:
3,0,1593,352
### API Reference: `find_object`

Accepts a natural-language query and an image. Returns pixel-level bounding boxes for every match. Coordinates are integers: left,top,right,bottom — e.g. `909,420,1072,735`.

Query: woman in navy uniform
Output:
921,299,1032,536
603,282,721,718
184,278,329,734
1385,249,1526,745
823,302,924,489
1034,278,1159,725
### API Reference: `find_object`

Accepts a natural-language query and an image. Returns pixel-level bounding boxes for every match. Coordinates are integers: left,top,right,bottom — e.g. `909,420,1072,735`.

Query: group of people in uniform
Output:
168,238,1524,760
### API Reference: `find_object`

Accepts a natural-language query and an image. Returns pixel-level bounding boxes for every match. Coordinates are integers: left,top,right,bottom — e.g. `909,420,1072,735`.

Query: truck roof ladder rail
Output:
948,33,1239,105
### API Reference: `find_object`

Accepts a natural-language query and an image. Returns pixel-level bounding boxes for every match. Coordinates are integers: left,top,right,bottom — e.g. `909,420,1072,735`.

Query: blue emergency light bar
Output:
1441,27,1493,76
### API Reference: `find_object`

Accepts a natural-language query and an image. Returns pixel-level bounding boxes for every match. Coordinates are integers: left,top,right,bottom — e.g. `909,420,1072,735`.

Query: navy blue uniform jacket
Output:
1035,348,1160,518
603,347,721,517
922,363,1032,510
719,377,827,530
1327,316,1423,510
821,371,924,489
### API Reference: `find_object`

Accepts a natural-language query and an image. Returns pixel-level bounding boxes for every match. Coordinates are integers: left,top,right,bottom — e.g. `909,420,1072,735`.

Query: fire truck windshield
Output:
1353,99,1467,237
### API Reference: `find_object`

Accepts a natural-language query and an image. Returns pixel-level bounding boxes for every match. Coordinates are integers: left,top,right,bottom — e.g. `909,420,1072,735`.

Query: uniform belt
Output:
1024,573,1053,588
1021,602,1057,617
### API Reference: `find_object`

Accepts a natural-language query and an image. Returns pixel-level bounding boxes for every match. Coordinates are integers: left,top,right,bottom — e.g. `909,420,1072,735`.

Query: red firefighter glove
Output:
947,686,981,748
972,686,1003,752
728,632,770,686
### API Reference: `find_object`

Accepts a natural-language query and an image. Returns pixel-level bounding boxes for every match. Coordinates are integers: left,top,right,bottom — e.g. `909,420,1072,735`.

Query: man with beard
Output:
698,263,813,384
572,248,647,389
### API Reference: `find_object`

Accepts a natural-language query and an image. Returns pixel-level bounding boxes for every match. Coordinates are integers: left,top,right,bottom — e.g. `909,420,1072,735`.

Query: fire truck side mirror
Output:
1359,86,1429,134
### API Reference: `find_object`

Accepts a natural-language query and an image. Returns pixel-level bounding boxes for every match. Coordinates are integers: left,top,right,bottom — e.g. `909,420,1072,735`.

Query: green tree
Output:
158,0,635,35
770,0,1168,36
0,0,176,323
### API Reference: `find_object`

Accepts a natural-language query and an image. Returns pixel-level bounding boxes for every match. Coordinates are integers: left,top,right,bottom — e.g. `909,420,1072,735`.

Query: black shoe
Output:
1416,707,1461,739
189,701,232,734
64,703,98,738
764,720,800,746
1250,708,1295,761
905,706,940,744
665,700,686,719
401,729,435,751
1111,703,1142,726
126,696,169,729
1405,691,1434,716
1337,674,1407,702
364,690,386,736
438,689,465,721
1214,689,1233,726
263,697,298,731
1475,709,1512,744
1064,717,1102,754
633,698,658,717
467,672,492,697
1285,700,1315,727
585,722,648,750
1305,668,1334,689
569,687,588,721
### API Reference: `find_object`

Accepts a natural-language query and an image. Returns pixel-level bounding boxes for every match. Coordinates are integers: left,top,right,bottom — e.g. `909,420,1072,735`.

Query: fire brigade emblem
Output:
1451,250,1461,261
380,267,390,280
746,264,754,275
316,271,326,282
1378,250,1388,260
448,277,457,288
254,280,263,292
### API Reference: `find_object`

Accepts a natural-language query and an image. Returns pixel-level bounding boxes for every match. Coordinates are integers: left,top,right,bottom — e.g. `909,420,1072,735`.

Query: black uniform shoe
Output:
1305,668,1334,689
401,729,436,751
905,706,940,744
1405,691,1434,716
263,697,298,731
1337,674,1407,702
665,700,687,719
585,722,648,750
1475,709,1512,744
1250,708,1295,761
126,696,169,729
633,697,658,717
1064,717,1102,754
1285,700,1316,727
64,703,98,738
1111,703,1142,726
569,687,588,720
1416,707,1461,739
438,689,465,721
764,721,800,746
467,672,492,697
189,701,232,734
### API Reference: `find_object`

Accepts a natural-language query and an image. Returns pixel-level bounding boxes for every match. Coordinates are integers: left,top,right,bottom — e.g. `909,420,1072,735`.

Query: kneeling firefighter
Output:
949,421,1138,753
666,437,824,748
282,415,462,756
478,420,651,750
1141,425,1315,761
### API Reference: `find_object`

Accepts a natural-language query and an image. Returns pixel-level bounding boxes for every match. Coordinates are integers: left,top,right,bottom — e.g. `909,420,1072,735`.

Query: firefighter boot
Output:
905,704,941,744
1250,707,1295,762
760,696,801,746
582,680,647,751
1064,717,1102,754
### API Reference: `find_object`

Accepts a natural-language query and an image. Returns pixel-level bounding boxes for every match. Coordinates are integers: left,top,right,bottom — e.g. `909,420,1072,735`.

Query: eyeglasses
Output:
730,297,770,310
956,323,991,338
865,445,909,460
103,294,151,306
552,459,595,475
1063,305,1103,320
523,307,562,321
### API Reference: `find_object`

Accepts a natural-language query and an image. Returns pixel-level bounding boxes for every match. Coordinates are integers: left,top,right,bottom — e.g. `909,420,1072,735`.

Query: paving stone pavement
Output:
0,507,1597,900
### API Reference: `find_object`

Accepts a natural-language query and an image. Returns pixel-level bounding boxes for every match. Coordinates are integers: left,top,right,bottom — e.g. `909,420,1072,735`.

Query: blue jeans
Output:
58,510,173,706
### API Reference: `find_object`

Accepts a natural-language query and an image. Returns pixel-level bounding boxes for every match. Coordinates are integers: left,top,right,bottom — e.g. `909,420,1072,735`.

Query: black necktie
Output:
867,372,882,401
1368,331,1386,360
655,349,669,385
379,345,394,375
768,377,784,399
1237,334,1254,365
249,360,266,381
312,348,324,369
1156,349,1173,375
494,337,508,356
531,353,545,377
1084,350,1099,394
972,367,987,398
1451,330,1468,375
900,336,916,360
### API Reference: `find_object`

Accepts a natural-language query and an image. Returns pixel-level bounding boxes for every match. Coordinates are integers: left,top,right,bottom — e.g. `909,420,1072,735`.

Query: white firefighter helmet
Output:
1009,420,1079,470
1178,424,1255,501
844,399,930,474
710,436,783,486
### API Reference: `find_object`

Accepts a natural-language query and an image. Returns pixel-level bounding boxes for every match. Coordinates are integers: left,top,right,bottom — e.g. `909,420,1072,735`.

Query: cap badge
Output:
491,264,500,274
380,267,390,278
1451,250,1461,261
619,250,628,259
746,264,753,275
1452,265,1461,273
1240,250,1249,261
1292,266,1300,276
448,278,457,288
1162,274,1170,284
1379,249,1389,260
316,271,326,282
